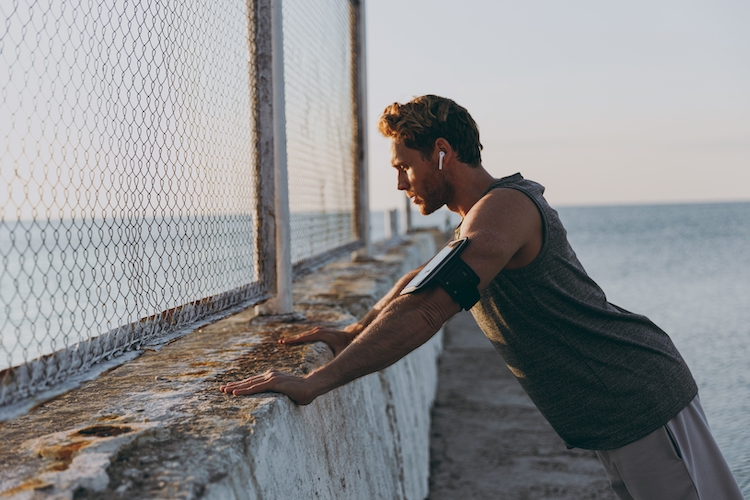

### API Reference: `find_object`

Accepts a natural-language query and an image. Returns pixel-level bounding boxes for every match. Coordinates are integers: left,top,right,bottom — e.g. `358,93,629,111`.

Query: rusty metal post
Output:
254,0,277,303
257,0,293,315
352,0,371,260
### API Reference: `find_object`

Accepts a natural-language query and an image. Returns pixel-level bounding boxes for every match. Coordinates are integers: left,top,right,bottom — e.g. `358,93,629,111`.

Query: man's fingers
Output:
279,327,339,345
278,328,323,345
231,377,273,396
219,370,314,405
232,381,274,396
219,373,267,393
219,371,277,394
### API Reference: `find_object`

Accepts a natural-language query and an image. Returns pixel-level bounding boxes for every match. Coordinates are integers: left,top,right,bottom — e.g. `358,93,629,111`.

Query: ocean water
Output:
0,212,357,371
0,216,260,370
369,207,458,241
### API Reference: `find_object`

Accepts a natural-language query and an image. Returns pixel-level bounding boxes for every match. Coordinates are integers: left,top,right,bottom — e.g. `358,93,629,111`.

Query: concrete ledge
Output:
0,232,441,500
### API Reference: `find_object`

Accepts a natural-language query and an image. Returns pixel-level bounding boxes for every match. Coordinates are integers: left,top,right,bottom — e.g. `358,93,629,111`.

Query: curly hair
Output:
378,95,483,167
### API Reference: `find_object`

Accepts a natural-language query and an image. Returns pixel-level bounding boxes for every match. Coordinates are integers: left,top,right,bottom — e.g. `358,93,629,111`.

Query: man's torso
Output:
468,174,698,450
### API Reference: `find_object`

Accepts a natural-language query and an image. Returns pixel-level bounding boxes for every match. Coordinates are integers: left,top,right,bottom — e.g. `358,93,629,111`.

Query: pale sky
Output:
364,0,750,210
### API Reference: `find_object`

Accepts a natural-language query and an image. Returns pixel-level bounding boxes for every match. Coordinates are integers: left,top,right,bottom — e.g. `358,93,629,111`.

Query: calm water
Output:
0,213,355,370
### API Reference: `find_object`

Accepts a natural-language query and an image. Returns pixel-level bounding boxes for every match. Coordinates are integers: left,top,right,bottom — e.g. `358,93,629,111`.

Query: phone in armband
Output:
400,237,481,310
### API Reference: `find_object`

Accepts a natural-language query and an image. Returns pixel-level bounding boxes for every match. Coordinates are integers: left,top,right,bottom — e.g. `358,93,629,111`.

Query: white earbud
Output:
438,151,445,170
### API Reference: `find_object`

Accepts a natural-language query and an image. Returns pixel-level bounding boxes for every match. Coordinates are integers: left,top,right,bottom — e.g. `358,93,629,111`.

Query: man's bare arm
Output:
354,266,424,330
220,281,458,404
220,187,543,404
277,265,424,355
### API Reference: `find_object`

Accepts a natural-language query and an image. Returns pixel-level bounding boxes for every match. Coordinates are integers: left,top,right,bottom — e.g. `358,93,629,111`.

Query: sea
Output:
381,201,750,495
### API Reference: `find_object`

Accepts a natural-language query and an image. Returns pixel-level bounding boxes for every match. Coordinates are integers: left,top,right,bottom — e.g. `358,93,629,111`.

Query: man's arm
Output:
219,188,543,403
220,280,458,404
277,265,424,355
352,266,425,331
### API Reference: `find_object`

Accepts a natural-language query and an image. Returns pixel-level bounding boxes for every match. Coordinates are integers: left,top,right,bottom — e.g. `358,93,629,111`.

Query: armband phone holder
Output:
400,237,480,310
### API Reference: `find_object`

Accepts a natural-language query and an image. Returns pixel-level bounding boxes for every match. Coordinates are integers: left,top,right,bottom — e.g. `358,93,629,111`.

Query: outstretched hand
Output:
219,370,317,405
219,325,356,403
278,325,355,356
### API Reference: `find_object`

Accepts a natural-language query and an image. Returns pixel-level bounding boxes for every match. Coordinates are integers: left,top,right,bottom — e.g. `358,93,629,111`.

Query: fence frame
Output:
352,0,371,260
288,0,369,278
255,0,280,301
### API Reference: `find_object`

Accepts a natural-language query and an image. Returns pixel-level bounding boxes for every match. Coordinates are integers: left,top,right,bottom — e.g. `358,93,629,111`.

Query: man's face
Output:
390,141,452,215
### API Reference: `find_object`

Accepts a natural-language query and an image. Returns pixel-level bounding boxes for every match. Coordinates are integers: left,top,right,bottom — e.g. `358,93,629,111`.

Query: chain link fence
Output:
283,0,360,274
0,0,366,409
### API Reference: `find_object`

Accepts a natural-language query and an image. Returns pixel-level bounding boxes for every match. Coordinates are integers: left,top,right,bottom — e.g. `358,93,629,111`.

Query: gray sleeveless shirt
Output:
469,173,698,450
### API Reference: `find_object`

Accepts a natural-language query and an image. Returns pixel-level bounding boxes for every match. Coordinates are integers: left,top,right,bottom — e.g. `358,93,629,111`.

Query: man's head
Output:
389,139,453,215
378,95,483,167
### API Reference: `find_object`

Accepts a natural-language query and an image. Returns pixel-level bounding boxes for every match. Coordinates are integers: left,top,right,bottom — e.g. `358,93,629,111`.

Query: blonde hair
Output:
378,95,482,167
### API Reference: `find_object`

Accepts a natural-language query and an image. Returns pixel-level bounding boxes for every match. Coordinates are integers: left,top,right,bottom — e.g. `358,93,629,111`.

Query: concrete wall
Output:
0,233,441,500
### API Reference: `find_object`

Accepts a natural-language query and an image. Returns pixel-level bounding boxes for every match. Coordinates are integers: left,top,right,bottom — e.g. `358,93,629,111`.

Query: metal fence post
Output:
257,0,293,315
384,209,399,241
352,0,371,260
254,0,278,305
403,193,413,234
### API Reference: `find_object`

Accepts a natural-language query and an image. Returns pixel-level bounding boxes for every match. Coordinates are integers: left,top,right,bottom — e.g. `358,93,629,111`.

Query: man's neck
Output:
445,166,497,218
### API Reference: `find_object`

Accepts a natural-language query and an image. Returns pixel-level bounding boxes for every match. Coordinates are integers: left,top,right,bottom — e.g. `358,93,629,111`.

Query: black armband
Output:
400,237,481,311
434,254,481,310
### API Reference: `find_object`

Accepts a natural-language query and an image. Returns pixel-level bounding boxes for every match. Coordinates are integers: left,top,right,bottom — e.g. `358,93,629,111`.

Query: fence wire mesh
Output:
0,0,269,405
282,0,359,272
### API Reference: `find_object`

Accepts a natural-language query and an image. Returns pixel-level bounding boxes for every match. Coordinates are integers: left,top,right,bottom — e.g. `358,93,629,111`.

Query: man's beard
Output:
411,174,453,215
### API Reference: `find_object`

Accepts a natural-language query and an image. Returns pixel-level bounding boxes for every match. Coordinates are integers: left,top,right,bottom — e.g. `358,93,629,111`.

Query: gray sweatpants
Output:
595,396,744,500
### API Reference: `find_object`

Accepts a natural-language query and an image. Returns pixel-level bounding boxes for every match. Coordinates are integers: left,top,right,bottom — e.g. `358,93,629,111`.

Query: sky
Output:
364,0,750,210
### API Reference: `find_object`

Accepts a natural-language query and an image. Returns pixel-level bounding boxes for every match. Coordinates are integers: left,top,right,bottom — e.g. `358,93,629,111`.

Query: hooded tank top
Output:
468,173,698,450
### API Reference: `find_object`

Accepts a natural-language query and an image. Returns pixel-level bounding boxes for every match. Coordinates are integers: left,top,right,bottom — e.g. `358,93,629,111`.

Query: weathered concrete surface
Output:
0,232,441,500
428,311,617,500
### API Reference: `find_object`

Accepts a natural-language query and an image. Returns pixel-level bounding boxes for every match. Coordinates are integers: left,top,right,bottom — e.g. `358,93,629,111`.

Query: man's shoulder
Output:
477,184,540,214
457,184,544,274
462,185,542,237
492,173,544,194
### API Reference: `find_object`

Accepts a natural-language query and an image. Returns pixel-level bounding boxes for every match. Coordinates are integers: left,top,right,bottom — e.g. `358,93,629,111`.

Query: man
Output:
220,95,743,499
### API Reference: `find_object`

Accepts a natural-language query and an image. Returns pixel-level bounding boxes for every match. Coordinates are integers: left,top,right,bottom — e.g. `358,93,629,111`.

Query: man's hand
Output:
217,266,441,406
218,325,357,404
278,326,356,356
218,290,450,406
219,370,318,405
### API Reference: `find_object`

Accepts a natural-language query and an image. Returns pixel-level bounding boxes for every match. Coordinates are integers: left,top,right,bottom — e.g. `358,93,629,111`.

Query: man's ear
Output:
434,138,452,161
434,138,453,169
